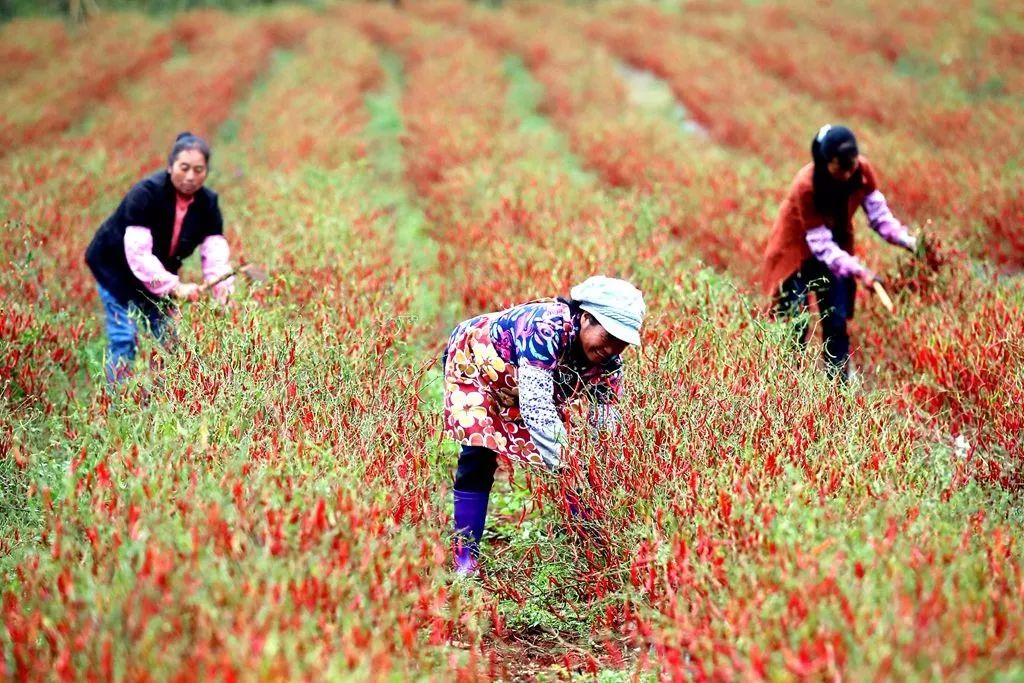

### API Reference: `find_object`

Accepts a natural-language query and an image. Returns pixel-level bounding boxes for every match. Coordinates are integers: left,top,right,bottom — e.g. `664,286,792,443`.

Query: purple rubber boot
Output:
452,489,490,575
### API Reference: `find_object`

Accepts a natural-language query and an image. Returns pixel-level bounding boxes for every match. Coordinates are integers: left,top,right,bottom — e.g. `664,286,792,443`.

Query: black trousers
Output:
454,446,594,529
775,259,855,379
454,445,499,493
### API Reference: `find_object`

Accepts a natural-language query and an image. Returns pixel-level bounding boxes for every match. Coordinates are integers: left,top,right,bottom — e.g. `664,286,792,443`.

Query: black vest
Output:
85,171,223,306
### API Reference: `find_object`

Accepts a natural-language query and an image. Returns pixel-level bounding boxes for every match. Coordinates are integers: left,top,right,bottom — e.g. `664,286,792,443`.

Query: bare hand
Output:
171,282,201,302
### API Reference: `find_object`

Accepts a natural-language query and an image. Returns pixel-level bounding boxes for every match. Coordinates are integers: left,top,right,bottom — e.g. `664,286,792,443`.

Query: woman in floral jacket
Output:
442,276,646,574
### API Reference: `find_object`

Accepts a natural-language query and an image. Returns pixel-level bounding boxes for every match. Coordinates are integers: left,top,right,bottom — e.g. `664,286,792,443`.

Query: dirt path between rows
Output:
615,60,709,137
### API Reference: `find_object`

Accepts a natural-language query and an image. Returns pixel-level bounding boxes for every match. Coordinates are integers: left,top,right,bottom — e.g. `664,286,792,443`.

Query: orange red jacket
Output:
760,158,880,297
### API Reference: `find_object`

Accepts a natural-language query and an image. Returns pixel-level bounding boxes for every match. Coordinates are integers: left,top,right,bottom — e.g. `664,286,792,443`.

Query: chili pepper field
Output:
2,1,1023,679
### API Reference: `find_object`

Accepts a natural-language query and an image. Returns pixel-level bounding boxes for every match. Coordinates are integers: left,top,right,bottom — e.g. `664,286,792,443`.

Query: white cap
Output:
570,276,646,346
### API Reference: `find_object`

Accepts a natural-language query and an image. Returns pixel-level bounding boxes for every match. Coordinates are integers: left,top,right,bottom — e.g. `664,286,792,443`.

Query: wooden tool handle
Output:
198,269,237,293
197,264,266,293
872,280,895,314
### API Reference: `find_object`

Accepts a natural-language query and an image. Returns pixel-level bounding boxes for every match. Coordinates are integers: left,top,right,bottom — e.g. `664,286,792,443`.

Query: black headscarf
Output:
810,124,862,230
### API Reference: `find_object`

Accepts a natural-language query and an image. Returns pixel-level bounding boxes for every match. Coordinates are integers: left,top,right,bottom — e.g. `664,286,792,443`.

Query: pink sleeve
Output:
805,226,866,279
863,190,914,248
200,235,234,302
124,226,179,297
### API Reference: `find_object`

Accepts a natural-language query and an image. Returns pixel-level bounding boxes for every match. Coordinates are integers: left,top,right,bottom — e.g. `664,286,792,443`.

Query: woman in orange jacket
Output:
761,125,918,379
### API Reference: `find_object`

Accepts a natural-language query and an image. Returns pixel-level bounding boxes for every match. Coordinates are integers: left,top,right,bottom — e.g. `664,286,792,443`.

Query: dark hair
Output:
810,124,861,228
168,131,211,167
558,296,593,364
559,296,603,335
557,296,584,316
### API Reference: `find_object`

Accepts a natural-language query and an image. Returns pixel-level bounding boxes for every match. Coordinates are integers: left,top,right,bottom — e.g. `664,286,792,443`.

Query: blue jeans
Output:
775,259,855,380
96,285,170,383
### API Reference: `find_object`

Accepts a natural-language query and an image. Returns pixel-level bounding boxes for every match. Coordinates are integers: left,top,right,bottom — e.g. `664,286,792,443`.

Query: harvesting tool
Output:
199,263,268,293
871,280,895,314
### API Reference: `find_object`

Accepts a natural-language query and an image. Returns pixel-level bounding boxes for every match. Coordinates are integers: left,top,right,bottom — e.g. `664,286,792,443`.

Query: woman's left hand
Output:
900,234,918,253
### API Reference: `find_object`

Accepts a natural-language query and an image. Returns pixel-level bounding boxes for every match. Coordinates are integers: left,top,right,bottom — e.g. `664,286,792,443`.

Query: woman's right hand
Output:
170,282,201,301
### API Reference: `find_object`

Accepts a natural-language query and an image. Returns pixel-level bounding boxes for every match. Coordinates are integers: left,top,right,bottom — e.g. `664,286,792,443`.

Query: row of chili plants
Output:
459,1,1022,488
3,11,473,679
418,1,1024,677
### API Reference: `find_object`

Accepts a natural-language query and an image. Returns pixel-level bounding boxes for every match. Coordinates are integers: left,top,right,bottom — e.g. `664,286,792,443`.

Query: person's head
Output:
810,124,863,224
167,131,210,196
812,124,860,182
569,276,646,365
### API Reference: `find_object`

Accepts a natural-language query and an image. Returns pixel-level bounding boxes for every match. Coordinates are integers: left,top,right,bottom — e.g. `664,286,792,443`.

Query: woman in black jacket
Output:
85,132,234,382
